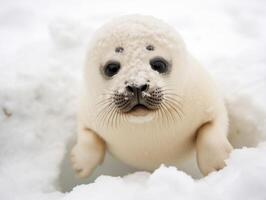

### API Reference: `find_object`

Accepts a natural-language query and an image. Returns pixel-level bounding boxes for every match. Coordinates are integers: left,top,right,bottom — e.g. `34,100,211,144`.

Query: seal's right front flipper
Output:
196,120,232,176
70,127,106,178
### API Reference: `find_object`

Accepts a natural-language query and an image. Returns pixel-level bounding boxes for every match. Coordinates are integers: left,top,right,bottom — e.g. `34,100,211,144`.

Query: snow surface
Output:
0,0,266,199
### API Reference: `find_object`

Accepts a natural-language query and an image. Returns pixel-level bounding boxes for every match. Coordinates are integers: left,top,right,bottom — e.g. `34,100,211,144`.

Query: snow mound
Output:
0,0,266,200
65,145,266,200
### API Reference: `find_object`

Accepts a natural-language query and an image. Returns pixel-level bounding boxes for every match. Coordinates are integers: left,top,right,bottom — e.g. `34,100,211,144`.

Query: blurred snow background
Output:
0,0,266,199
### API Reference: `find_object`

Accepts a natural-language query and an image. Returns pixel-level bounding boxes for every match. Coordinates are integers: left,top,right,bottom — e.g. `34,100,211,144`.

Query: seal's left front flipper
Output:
196,120,233,175
70,127,106,178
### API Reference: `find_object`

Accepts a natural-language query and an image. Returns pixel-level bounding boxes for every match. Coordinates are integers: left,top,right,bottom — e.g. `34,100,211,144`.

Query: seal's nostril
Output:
126,84,149,93
140,84,149,92
126,85,134,93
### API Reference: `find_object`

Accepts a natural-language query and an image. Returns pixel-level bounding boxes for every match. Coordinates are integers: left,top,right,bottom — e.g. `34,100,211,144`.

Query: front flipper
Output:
196,120,233,176
71,127,106,178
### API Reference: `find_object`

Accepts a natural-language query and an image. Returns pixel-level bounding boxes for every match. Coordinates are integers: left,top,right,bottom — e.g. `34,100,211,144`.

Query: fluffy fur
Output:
71,15,233,178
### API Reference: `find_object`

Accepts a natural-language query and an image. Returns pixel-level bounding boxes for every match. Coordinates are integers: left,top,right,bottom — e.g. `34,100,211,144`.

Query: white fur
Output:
71,15,232,178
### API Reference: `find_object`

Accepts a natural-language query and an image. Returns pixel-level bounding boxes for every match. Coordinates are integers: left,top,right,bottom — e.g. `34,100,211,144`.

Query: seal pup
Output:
71,15,233,178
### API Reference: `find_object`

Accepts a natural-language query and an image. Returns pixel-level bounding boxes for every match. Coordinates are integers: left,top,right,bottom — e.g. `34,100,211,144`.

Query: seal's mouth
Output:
131,104,149,111
112,87,163,114
126,103,151,116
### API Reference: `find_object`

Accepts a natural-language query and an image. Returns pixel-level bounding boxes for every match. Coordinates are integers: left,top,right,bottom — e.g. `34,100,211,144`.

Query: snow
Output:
0,0,266,200
65,145,266,200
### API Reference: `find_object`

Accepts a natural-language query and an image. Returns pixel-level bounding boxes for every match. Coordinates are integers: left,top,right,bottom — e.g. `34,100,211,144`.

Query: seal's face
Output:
86,16,187,125
98,42,178,119
103,48,169,115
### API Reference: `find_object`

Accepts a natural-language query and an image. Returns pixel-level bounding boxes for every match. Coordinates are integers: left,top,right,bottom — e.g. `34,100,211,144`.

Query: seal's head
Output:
85,15,189,126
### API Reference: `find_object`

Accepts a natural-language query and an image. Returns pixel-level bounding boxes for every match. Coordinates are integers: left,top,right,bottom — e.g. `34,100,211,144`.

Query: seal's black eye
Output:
150,57,169,73
104,61,121,77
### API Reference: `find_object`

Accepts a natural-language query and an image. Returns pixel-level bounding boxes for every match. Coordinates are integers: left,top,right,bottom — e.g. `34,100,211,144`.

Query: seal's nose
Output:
126,84,149,94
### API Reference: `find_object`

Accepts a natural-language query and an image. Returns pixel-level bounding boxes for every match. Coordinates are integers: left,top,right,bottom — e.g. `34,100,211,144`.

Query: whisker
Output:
162,92,183,99
119,111,124,127
106,105,117,128
157,105,164,124
113,107,120,129
117,101,131,110
96,89,131,129
162,101,176,122
122,112,128,124
162,96,184,104
98,108,110,127
165,98,184,116
96,102,112,121
159,104,170,125
101,90,116,96
163,96,183,108
96,97,114,106
155,108,163,127
164,100,183,120
157,104,163,121
120,112,126,126
145,99,160,109
164,98,184,117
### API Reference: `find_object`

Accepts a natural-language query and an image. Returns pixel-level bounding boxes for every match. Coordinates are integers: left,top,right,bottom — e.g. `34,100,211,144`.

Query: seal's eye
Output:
104,61,121,77
150,57,169,73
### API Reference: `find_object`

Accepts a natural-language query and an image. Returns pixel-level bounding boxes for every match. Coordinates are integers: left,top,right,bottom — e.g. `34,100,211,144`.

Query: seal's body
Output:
71,15,232,178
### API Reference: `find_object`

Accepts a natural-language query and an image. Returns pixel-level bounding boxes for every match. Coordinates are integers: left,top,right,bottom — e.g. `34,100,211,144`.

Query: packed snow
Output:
0,0,266,200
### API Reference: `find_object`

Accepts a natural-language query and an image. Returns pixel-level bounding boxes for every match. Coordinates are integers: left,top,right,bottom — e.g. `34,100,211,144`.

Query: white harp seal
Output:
71,15,233,178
